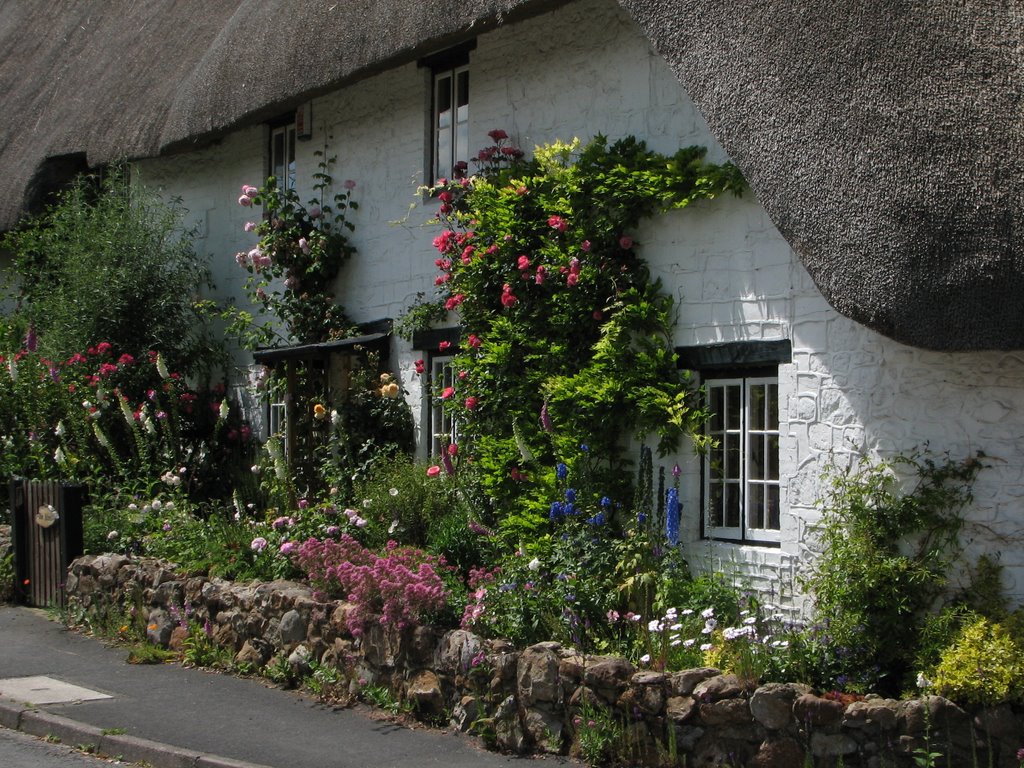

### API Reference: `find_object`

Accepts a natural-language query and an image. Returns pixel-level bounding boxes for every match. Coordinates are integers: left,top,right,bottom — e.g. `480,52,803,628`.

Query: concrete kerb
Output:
0,699,275,768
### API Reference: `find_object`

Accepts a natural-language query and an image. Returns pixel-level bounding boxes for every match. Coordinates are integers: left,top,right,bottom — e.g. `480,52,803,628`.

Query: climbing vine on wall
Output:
418,131,744,522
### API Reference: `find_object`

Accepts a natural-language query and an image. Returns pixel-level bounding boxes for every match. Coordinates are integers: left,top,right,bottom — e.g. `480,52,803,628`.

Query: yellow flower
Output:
382,382,400,398
313,403,327,420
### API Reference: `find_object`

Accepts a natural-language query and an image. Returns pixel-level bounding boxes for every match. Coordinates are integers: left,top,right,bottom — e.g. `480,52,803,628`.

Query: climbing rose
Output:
426,465,441,477
238,195,252,207
487,128,508,141
619,235,633,249
547,215,567,232
464,396,479,410
467,334,482,349
414,359,425,375
241,185,258,196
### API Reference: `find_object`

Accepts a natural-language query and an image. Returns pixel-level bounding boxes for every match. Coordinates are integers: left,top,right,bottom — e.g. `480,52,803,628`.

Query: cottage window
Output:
704,375,780,544
433,66,470,182
429,355,460,455
270,123,297,191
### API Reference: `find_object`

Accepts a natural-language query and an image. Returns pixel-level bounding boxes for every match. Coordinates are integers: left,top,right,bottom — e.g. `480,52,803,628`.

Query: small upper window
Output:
433,66,469,182
270,123,297,191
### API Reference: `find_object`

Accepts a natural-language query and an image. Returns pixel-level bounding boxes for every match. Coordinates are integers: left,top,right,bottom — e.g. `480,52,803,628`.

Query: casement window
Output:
422,43,474,184
704,375,780,544
270,123,297,191
676,340,790,546
429,355,460,455
433,66,469,182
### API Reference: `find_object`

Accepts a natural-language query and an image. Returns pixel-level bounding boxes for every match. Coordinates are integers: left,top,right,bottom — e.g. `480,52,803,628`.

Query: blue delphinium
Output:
665,486,680,545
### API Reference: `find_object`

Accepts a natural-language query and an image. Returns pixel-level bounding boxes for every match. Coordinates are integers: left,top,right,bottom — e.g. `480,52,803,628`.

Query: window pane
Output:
709,483,723,527
767,383,779,427
749,434,764,479
726,385,741,429
768,434,780,480
455,70,469,167
768,485,780,529
272,131,285,183
709,386,724,432
748,483,764,529
286,127,296,190
435,74,452,179
724,483,740,528
725,433,740,479
709,444,723,480
749,383,765,431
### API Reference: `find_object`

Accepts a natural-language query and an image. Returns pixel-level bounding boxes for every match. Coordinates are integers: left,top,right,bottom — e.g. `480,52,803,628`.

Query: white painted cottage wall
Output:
135,0,1024,610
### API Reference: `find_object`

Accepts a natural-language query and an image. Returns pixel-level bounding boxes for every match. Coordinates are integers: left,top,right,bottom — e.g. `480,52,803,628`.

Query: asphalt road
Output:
0,726,124,768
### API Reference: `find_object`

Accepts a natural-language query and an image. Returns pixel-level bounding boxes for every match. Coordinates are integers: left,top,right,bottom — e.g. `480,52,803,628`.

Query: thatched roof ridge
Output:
1,0,1021,350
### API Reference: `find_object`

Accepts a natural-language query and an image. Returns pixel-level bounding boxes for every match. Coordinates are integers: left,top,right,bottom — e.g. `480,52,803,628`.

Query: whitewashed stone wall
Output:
134,0,1024,609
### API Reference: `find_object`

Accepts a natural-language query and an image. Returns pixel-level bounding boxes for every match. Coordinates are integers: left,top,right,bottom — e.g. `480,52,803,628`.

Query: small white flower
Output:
55,421,65,438
251,465,260,474
363,499,372,508
680,608,694,616
388,520,398,534
648,619,663,632
164,501,175,510
683,638,696,648
916,672,933,690
527,557,541,572
743,616,757,625
700,643,712,652
700,607,714,619
107,530,119,541
389,487,399,497
127,503,138,511
151,499,162,511
639,654,651,664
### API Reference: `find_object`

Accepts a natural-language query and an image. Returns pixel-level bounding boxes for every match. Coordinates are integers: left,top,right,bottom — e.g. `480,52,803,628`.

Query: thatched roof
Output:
1,1,1020,351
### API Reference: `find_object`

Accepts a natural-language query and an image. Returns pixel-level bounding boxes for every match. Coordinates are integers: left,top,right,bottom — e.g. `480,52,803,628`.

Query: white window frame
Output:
429,355,459,456
704,375,780,544
432,65,469,182
270,123,297,191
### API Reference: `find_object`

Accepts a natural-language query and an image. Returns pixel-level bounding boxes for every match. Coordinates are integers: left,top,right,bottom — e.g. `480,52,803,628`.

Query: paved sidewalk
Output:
0,607,572,768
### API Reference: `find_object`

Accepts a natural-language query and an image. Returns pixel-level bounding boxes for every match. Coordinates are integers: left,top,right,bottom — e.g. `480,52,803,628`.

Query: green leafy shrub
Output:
805,451,984,693
2,165,221,378
931,615,1024,705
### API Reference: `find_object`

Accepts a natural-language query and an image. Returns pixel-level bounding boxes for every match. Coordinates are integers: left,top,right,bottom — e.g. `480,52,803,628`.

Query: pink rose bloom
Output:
447,443,459,457
619,235,633,249
242,185,258,196
244,221,256,232
458,370,468,380
547,215,567,233
567,273,579,287
517,255,530,271
439,340,452,350
284,276,299,290
414,359,425,375
535,266,546,285
235,251,248,267
488,128,508,141
343,179,356,190
250,537,268,552
238,195,252,207
426,465,442,477
441,386,455,400
299,237,310,254
467,334,482,349
308,206,322,219
581,239,591,252
279,542,296,555
464,396,479,410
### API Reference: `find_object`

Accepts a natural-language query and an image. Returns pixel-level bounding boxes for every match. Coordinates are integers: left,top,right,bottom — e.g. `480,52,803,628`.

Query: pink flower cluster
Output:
294,536,449,636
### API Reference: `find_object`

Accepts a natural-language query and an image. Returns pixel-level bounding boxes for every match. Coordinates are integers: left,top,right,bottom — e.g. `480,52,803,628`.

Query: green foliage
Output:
228,154,358,347
931,615,1024,705
421,133,740,520
1,165,222,378
0,549,12,603
573,701,624,766
805,451,984,693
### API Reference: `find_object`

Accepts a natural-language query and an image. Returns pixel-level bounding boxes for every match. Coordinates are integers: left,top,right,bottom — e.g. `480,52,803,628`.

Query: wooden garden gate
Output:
9,477,85,607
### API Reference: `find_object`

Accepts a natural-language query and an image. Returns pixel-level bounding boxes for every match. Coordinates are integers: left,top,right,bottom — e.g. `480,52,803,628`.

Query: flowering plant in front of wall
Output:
232,153,359,347
418,129,744,519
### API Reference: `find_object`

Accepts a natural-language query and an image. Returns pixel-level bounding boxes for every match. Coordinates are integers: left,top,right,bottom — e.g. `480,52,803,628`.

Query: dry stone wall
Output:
64,554,1024,767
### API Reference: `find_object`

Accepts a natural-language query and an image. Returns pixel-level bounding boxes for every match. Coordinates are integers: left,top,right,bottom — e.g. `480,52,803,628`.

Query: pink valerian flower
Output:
547,215,568,233
426,465,442,478
619,235,634,249
464,396,479,410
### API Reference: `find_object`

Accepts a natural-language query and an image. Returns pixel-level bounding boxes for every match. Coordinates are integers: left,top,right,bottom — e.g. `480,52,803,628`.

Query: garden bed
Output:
63,553,1024,767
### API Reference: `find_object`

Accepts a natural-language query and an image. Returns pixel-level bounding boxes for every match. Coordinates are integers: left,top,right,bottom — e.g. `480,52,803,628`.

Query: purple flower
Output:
250,537,268,552
279,541,296,555
540,403,553,432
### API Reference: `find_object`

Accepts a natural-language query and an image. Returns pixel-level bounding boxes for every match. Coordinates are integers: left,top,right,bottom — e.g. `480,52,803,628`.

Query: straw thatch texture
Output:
1,0,1020,349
